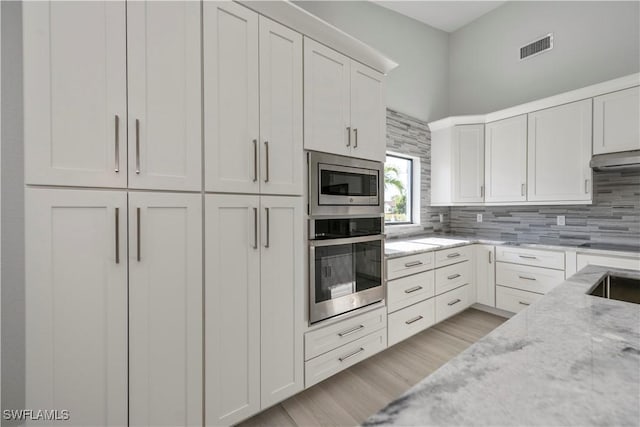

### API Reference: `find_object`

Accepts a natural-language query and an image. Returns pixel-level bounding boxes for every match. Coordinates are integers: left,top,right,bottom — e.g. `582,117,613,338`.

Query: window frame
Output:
384,152,420,226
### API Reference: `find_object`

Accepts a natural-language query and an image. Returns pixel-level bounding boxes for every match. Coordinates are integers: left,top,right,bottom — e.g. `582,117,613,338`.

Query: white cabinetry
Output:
127,1,202,191
452,125,485,204
576,253,640,271
24,1,127,188
475,245,496,307
205,194,303,425
485,115,528,203
304,37,386,162
128,192,202,426
527,100,593,202
204,3,303,195
593,86,640,154
25,188,127,426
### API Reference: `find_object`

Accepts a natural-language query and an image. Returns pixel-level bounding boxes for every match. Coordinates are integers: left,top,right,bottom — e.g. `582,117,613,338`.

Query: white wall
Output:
294,1,450,122
449,1,640,115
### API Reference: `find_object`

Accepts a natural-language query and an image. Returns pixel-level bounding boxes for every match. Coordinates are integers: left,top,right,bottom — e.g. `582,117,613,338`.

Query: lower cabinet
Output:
496,286,543,314
576,253,640,271
205,194,303,426
388,298,435,346
435,283,473,323
475,245,496,307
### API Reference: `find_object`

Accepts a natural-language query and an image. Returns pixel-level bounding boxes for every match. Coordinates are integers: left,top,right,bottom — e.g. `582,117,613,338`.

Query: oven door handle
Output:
309,234,385,247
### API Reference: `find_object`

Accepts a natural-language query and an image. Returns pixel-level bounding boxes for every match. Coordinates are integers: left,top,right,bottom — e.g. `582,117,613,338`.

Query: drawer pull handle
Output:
447,273,461,280
405,315,423,325
519,255,537,260
447,298,462,306
404,286,423,294
338,324,364,337
519,275,536,281
339,347,364,362
404,260,423,267
447,253,461,258
518,301,531,306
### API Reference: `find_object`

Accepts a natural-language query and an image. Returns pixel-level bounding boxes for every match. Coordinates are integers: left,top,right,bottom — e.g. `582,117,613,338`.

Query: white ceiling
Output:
375,1,507,33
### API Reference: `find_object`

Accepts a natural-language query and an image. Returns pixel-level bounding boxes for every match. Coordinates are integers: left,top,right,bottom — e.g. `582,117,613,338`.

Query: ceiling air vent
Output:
520,33,553,60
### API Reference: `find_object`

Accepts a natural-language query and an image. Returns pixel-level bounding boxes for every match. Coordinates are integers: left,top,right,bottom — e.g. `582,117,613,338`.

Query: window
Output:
384,153,414,224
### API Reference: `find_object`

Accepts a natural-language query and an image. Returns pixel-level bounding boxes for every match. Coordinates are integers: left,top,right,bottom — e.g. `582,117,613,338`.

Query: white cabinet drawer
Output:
434,245,472,268
435,260,472,295
387,252,435,280
576,253,640,271
388,298,435,346
496,262,564,294
305,329,387,388
304,307,386,361
435,284,471,323
495,246,565,270
387,270,435,313
496,285,543,314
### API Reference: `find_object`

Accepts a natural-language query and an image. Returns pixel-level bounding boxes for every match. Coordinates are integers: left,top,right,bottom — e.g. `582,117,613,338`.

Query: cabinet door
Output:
259,17,303,195
303,37,351,157
127,1,202,191
204,2,259,193
485,115,527,202
430,128,453,206
350,61,386,162
25,188,127,426
593,86,640,154
528,100,592,202
260,196,304,408
23,1,127,188
205,194,261,425
475,245,496,307
129,192,202,427
452,125,485,203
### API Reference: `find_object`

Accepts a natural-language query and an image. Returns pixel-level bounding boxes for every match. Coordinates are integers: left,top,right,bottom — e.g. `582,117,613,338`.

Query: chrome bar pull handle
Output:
115,208,120,264
114,115,120,173
488,251,492,263
253,207,258,250
338,324,364,337
264,141,270,183
447,298,462,306
585,179,590,194
346,126,351,147
135,119,141,174
518,301,531,306
404,260,423,267
405,315,423,325
354,128,358,148
447,273,461,280
519,255,537,260
480,185,484,197
404,286,423,294
264,207,270,248
519,275,537,281
447,253,461,259
136,208,141,262
521,183,525,196
253,139,258,182
338,347,364,362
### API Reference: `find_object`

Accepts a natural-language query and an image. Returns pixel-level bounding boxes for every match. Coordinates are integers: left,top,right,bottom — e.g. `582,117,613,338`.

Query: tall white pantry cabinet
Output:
23,1,305,426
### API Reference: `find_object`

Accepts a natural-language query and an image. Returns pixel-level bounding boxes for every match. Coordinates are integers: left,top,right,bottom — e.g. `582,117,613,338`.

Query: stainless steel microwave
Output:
308,151,384,217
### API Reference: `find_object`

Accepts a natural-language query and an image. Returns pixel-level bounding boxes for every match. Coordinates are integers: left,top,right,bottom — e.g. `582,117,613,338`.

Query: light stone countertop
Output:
364,265,640,426
384,234,640,259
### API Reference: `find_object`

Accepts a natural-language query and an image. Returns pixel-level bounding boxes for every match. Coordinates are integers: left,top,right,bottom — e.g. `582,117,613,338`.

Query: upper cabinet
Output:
485,115,528,203
304,37,386,162
24,1,127,188
527,99,592,202
127,1,202,191
452,125,485,204
593,86,640,154
204,3,303,195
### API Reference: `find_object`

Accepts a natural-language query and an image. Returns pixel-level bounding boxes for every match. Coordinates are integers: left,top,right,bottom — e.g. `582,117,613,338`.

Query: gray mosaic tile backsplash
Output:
386,108,640,246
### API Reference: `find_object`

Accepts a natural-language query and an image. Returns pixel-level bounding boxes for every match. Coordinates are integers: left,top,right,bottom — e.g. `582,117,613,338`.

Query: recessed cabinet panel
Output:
303,37,351,157
259,17,303,195
452,125,485,204
204,2,260,193
485,115,528,202
527,100,593,202
127,1,202,191
25,188,127,426
350,62,386,162
24,1,127,188
593,86,640,154
128,192,202,427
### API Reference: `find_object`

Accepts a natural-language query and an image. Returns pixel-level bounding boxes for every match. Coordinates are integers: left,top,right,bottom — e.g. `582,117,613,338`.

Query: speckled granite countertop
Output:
384,234,640,259
364,265,640,426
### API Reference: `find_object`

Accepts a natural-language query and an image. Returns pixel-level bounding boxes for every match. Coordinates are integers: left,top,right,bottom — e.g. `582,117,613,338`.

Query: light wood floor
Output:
239,308,506,427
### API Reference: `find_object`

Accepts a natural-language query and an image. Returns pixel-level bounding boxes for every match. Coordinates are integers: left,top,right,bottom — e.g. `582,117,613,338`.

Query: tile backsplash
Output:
385,108,640,246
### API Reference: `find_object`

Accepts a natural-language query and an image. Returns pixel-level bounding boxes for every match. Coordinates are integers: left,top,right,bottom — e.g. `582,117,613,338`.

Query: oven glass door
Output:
318,164,379,205
310,236,384,323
